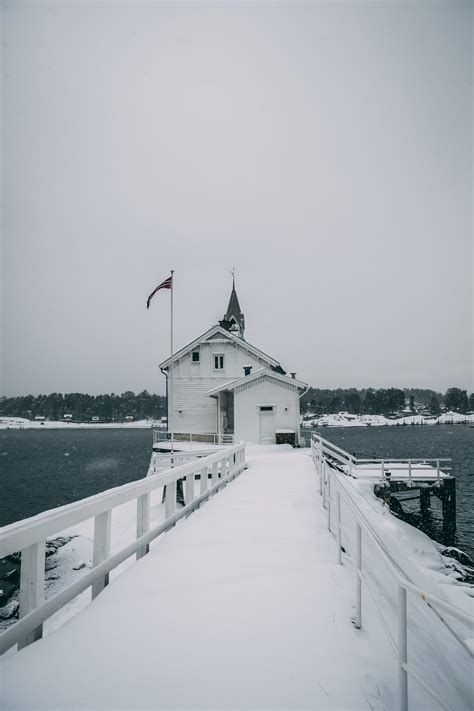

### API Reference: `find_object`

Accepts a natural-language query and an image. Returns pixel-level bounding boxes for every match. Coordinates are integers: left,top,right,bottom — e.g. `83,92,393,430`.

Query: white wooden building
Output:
159,282,307,444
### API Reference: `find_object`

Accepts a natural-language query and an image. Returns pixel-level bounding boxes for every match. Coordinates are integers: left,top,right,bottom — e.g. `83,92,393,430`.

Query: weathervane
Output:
230,267,235,288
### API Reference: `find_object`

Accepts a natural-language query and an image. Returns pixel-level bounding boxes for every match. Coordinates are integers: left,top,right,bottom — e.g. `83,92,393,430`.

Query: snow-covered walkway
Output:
3,447,397,710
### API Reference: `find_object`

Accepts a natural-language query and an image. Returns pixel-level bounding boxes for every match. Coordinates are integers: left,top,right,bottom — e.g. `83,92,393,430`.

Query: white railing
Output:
315,434,452,484
311,434,472,711
0,442,246,655
149,449,213,474
152,430,235,448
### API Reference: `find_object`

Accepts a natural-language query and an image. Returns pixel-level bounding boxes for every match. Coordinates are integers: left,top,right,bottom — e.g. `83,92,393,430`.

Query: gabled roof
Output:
206,368,308,397
159,325,280,370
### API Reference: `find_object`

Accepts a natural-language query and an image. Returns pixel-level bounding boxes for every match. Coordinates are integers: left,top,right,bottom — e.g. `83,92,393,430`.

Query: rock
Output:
0,599,19,620
440,546,473,566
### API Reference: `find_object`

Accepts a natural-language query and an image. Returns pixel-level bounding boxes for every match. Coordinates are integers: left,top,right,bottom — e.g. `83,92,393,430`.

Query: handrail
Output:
150,450,212,474
311,434,472,711
0,442,246,655
152,430,235,447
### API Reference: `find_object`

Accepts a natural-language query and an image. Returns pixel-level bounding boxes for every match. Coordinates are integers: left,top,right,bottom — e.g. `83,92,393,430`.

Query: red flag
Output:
146,275,172,309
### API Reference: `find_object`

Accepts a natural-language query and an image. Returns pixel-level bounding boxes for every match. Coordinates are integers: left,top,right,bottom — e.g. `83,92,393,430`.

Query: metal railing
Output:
311,434,472,711
152,430,235,448
0,442,246,655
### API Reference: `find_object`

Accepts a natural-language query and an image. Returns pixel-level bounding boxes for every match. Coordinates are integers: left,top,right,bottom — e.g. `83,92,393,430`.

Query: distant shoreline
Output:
1,412,473,431
302,412,474,428
0,418,163,430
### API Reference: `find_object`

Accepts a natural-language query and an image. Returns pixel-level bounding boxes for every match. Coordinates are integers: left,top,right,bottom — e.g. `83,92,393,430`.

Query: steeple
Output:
219,271,245,340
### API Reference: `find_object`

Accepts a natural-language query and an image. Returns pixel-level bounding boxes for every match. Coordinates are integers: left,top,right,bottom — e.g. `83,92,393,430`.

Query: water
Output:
1,426,472,558
302,425,473,558
0,429,153,527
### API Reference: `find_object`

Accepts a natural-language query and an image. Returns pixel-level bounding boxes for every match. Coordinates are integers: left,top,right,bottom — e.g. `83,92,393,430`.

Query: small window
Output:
260,405,274,412
214,354,224,369
191,351,200,363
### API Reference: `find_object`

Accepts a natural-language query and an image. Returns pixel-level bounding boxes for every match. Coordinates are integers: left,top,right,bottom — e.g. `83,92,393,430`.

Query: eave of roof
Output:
206,368,308,397
159,325,280,370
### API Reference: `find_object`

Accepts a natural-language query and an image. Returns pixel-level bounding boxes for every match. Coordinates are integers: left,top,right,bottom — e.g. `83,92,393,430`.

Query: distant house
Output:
63,414,73,421
91,416,100,422
159,280,307,444
34,416,45,421
125,416,134,422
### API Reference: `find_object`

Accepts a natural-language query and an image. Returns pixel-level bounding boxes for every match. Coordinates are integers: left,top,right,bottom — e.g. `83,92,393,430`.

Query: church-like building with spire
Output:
218,275,246,340
159,279,307,444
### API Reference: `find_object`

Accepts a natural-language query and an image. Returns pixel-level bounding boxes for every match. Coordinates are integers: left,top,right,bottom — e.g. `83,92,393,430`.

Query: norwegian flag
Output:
146,275,172,309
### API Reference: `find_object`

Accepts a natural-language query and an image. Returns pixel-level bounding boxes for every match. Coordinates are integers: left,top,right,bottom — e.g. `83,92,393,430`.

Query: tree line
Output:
0,387,472,421
0,391,166,422
300,387,473,416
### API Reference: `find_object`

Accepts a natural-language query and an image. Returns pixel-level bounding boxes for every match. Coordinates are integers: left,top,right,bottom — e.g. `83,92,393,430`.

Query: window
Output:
191,351,200,363
259,405,274,412
214,354,224,369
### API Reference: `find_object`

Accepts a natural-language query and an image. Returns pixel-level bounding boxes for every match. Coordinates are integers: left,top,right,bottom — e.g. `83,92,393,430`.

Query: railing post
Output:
18,541,45,649
166,479,177,518
436,458,440,482
322,461,327,509
327,468,331,531
211,461,218,487
200,467,208,495
319,450,323,496
136,493,150,560
354,522,362,629
398,585,408,711
92,510,111,599
336,492,342,565
185,472,194,505
408,460,412,487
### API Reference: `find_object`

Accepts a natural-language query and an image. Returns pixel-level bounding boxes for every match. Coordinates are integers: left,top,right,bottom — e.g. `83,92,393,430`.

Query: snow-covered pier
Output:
1,442,472,710
314,434,458,545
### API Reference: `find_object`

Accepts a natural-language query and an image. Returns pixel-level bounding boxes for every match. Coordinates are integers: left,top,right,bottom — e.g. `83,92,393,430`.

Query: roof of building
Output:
224,277,243,322
206,367,308,397
159,325,281,370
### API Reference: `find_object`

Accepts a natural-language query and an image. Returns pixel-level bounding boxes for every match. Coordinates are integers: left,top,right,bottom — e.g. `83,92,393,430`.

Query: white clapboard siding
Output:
168,338,273,434
234,376,301,443
170,339,269,380
171,378,222,433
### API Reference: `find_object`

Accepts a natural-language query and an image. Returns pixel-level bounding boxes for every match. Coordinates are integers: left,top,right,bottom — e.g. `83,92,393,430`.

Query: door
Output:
259,412,275,444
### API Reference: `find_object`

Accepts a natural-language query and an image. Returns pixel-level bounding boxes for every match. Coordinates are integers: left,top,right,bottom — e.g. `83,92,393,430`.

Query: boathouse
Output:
159,280,307,444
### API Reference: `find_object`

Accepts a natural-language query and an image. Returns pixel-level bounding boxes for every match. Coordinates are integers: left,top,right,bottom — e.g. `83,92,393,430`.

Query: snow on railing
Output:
0,442,246,656
149,449,215,474
311,434,472,711
152,430,235,448
315,434,452,483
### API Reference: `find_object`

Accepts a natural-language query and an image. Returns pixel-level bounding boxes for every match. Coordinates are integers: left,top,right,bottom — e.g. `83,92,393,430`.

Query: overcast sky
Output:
1,0,472,397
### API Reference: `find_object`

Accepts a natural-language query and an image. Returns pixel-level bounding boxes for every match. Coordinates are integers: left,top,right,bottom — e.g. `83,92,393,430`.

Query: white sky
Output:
1,1,472,397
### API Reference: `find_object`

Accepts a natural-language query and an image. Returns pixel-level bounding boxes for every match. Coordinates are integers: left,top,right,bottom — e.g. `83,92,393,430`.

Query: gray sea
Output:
1,425,472,557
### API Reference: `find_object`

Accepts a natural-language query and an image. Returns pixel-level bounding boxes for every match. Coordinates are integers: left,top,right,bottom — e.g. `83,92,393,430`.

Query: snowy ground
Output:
0,417,161,430
1,446,472,710
302,411,474,428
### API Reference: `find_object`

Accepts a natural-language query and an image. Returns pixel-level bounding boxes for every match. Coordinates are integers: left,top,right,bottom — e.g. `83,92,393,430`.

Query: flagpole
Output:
170,270,174,452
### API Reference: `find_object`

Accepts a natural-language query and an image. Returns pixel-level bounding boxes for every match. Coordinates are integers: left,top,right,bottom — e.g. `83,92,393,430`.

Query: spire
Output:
220,270,245,339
